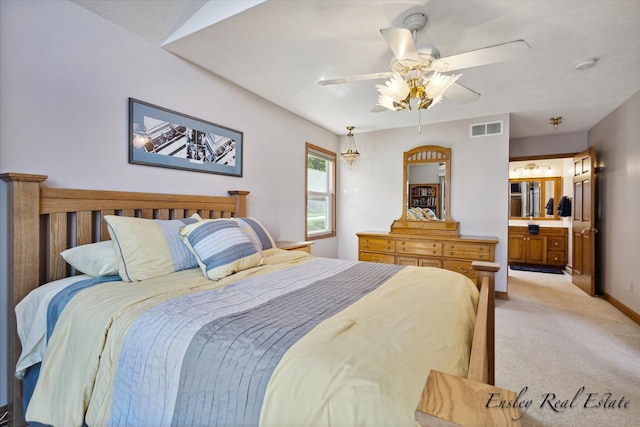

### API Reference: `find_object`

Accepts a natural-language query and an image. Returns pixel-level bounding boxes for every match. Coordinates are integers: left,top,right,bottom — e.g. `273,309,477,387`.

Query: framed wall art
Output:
129,98,243,177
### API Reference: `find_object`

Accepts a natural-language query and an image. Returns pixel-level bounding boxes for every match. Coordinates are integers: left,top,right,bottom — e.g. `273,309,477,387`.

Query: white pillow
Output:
61,241,119,277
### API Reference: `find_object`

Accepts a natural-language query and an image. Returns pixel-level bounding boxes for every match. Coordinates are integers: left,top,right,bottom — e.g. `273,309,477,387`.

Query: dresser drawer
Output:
443,242,491,261
419,258,442,268
396,256,419,266
444,251,491,261
397,240,443,256
359,238,396,253
548,237,565,251
444,242,492,254
443,260,477,281
547,251,565,266
359,252,395,264
395,256,442,268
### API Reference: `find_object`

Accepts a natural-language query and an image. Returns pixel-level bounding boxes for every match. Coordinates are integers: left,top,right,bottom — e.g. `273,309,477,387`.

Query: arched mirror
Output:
391,145,459,236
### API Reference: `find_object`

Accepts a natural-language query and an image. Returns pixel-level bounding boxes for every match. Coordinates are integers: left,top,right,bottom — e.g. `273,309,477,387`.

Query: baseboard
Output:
602,292,640,326
495,290,509,300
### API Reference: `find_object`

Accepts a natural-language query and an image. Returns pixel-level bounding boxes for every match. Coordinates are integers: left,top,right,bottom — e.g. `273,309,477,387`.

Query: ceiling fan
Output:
318,13,530,113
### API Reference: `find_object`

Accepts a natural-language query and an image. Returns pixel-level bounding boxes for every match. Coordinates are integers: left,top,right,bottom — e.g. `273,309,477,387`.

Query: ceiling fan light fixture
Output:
422,71,461,107
376,71,460,113
375,73,410,111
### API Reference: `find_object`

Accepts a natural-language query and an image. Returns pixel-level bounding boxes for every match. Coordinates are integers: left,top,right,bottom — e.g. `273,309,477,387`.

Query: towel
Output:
545,197,554,216
557,196,572,217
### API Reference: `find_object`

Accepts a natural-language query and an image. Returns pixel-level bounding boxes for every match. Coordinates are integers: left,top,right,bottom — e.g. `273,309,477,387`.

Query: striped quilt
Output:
23,249,479,427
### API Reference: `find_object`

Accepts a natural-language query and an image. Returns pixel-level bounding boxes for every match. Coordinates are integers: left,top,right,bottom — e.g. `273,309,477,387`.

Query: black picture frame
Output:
128,98,243,177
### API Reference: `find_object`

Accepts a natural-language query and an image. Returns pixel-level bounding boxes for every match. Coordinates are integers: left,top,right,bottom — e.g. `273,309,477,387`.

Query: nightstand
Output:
275,241,314,253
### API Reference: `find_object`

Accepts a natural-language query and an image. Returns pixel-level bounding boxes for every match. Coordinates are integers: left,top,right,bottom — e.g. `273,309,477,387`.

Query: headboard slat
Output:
76,211,93,246
100,210,115,240
158,208,170,220
48,213,69,282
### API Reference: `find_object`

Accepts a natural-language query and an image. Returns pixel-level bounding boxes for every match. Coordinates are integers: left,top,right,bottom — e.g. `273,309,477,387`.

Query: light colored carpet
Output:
495,269,640,426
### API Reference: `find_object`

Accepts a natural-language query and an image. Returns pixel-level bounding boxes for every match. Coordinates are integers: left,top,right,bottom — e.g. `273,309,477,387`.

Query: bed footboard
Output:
415,261,523,426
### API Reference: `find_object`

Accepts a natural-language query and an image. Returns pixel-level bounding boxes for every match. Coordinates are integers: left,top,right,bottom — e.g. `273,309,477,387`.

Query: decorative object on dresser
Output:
392,145,457,234
508,226,568,268
359,144,499,283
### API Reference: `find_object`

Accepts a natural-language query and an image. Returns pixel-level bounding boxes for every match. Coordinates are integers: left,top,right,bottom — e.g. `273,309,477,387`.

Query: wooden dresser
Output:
357,231,498,282
507,226,568,268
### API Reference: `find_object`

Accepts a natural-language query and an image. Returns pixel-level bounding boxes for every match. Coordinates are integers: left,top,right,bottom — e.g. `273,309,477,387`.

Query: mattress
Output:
19,249,479,427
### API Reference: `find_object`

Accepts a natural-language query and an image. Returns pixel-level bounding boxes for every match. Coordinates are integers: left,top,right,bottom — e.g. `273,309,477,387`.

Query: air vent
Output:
470,120,503,138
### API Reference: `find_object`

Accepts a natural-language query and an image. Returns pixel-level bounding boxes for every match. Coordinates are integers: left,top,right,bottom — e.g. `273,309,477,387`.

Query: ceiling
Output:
72,0,640,138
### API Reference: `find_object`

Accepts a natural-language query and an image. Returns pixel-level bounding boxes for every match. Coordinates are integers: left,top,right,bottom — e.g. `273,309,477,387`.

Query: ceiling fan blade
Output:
318,71,394,86
432,39,530,72
380,27,419,62
370,105,388,113
444,82,481,104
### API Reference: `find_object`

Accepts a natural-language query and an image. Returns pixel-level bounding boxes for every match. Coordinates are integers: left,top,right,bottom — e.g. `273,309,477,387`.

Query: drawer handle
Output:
363,244,369,249
457,266,471,273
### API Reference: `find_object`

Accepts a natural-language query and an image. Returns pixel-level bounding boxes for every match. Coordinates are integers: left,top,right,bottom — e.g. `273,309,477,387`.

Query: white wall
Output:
510,131,588,158
0,0,340,406
337,114,510,293
588,91,640,314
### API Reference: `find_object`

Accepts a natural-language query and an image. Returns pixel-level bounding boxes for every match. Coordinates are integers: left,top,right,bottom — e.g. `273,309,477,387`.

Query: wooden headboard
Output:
1,172,249,427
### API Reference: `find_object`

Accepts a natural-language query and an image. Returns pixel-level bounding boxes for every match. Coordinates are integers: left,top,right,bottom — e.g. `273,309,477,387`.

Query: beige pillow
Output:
104,215,200,281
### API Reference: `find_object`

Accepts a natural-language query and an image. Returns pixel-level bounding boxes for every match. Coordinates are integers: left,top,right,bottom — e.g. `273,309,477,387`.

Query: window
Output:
306,143,336,240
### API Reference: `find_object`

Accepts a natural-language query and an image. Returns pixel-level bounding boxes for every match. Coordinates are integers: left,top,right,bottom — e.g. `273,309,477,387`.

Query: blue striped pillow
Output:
179,219,264,280
234,217,276,250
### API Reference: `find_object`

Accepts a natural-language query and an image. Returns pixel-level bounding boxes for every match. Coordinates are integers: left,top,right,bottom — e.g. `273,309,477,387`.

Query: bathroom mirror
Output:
391,145,459,236
509,177,562,220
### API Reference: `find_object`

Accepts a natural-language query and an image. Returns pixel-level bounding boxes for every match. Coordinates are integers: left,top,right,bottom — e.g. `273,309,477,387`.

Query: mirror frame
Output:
509,176,562,220
391,145,459,236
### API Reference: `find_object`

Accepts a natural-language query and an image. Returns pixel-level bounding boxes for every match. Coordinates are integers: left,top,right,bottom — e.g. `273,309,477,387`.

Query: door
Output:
572,147,597,296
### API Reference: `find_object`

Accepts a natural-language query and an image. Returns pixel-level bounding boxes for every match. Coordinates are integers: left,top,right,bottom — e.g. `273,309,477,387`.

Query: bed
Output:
2,172,507,427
